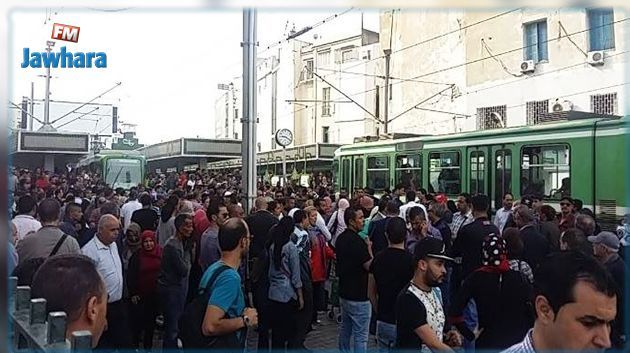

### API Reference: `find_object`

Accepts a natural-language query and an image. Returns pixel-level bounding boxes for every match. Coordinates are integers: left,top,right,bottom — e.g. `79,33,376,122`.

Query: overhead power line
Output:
396,17,629,85
388,85,455,123
306,65,382,123
258,7,356,56
277,15,629,125
331,8,522,78
49,82,121,125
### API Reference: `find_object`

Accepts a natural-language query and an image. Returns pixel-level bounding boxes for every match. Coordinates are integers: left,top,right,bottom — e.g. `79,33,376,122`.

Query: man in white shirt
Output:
12,195,41,242
82,214,131,349
120,190,142,232
494,193,514,234
400,190,427,222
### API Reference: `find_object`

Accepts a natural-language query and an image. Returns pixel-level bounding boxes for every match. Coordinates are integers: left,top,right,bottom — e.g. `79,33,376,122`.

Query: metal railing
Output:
8,277,93,352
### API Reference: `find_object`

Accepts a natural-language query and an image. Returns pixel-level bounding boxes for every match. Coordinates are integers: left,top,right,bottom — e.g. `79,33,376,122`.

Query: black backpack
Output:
12,234,68,286
179,264,244,349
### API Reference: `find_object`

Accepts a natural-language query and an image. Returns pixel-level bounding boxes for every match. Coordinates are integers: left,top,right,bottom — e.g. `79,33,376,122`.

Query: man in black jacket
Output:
246,197,279,259
450,194,499,351
451,194,499,282
513,205,549,270
245,196,278,350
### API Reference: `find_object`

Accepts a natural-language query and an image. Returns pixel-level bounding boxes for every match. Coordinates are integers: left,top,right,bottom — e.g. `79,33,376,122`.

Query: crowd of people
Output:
8,165,630,353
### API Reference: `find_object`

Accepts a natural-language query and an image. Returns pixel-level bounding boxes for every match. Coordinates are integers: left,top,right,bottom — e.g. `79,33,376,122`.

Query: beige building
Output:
381,7,627,135
463,7,627,130
293,28,381,145
380,10,468,135
214,40,298,152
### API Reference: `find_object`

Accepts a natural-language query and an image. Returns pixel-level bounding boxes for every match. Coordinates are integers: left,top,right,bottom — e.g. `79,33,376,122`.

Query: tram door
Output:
466,146,490,198
491,146,514,211
341,157,352,192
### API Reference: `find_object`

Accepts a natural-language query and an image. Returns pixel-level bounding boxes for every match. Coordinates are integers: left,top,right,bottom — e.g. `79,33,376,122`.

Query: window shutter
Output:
524,23,537,61
602,9,615,50
537,21,548,60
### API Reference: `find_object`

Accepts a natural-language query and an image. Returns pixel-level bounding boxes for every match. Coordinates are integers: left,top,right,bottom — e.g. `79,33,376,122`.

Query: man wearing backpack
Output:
16,198,80,265
180,218,258,349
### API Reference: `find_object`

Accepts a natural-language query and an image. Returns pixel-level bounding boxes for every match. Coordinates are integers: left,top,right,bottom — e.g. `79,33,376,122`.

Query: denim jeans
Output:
159,281,188,350
439,266,452,315
375,321,396,353
339,299,371,353
463,299,478,351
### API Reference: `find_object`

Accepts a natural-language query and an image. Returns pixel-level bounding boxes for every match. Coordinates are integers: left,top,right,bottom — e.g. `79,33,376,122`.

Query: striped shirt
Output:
508,259,534,283
450,211,473,240
501,330,535,353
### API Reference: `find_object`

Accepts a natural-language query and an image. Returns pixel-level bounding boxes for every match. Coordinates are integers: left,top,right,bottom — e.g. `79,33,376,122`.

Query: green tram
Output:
76,150,146,190
333,115,629,228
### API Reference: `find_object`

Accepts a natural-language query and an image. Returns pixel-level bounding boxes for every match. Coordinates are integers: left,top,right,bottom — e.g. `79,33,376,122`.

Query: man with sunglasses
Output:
199,199,230,271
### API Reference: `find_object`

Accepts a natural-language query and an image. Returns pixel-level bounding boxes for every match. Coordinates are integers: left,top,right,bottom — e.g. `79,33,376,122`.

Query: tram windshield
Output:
105,158,143,189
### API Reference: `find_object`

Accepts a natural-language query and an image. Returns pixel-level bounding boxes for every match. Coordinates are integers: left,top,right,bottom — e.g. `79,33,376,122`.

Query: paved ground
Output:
245,311,378,351
153,311,379,351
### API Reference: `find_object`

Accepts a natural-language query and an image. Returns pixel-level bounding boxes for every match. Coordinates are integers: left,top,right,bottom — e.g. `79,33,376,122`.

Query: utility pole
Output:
42,40,55,131
241,9,258,215
382,9,395,134
30,82,34,130
383,49,391,134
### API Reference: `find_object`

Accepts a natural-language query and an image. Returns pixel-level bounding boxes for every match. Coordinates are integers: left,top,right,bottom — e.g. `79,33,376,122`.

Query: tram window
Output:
469,151,485,195
521,145,570,199
354,158,364,188
429,151,461,195
342,159,351,190
395,154,422,190
495,150,513,208
367,156,389,191
332,159,339,188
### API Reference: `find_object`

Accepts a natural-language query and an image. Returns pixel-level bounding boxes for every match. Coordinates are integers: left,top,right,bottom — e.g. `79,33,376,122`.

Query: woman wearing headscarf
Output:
327,198,350,246
448,234,533,350
128,230,163,350
122,222,142,271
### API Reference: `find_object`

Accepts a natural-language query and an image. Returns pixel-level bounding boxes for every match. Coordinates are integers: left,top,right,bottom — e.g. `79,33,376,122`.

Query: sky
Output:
9,7,379,145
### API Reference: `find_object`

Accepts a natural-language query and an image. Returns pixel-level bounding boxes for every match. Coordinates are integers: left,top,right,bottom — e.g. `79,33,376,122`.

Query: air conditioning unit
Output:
551,99,574,112
520,60,535,73
587,50,605,66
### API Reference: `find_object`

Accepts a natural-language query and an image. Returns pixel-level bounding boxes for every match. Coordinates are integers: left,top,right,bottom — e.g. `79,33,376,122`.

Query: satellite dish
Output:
489,112,504,128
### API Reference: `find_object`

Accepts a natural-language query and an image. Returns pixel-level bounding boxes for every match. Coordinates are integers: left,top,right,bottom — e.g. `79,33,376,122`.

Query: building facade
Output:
213,41,297,152
293,28,381,145
462,7,628,130
381,7,627,135
381,10,469,135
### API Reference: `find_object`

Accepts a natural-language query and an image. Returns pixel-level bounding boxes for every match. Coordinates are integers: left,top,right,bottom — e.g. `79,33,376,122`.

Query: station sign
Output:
18,131,89,153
